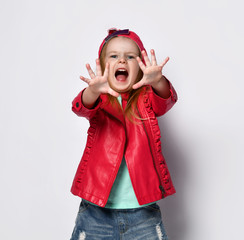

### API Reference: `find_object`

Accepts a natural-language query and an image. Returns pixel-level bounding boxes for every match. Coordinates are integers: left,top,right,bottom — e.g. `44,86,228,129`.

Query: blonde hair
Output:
99,37,145,122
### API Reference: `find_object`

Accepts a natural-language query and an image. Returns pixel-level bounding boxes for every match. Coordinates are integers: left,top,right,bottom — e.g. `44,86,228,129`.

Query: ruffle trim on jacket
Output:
143,92,175,196
72,117,98,189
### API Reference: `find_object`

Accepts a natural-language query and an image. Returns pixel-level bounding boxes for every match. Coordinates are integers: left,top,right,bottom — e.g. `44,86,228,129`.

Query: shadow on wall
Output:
158,117,189,240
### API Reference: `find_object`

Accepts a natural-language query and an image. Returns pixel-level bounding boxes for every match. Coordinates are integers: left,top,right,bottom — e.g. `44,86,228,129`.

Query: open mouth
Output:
115,68,128,82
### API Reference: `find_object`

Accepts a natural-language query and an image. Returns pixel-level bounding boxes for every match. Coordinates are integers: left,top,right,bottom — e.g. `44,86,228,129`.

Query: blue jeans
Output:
70,200,168,240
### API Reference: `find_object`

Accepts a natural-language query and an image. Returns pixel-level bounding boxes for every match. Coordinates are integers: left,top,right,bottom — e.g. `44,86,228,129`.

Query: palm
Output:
143,65,163,84
80,59,119,97
133,49,169,89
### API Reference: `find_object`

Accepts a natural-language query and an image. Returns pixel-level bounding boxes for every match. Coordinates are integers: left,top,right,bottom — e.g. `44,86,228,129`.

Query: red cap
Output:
98,28,146,62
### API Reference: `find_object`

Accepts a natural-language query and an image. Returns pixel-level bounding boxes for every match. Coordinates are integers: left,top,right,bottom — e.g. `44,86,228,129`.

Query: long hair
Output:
99,37,145,122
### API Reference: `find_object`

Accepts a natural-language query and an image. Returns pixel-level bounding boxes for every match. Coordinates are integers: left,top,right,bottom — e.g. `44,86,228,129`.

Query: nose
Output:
118,56,126,63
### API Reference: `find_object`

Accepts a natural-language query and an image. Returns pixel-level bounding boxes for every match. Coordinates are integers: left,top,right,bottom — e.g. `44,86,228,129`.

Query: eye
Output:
110,55,117,59
127,55,135,59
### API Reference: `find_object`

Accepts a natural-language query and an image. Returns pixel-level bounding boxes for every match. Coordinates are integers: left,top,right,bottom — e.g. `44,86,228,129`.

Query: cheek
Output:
133,60,140,70
106,58,115,67
104,57,113,66
132,64,140,76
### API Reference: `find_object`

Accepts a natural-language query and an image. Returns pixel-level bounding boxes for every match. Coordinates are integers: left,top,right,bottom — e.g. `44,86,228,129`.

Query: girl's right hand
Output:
80,59,119,97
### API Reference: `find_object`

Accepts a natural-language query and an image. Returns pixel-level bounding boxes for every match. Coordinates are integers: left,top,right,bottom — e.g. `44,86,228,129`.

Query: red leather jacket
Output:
71,81,178,207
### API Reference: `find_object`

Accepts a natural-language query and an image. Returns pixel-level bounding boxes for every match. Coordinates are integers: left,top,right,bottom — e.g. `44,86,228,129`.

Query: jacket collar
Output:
120,92,130,101
100,94,125,125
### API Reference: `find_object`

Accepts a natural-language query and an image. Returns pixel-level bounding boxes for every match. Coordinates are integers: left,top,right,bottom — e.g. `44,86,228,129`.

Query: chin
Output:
109,83,132,93
109,79,133,93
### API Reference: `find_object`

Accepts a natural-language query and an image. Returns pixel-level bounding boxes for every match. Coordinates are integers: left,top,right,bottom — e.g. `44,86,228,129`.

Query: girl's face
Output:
104,37,140,93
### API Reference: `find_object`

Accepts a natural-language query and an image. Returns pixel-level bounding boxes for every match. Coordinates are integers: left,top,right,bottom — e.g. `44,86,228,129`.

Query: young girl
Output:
70,28,178,240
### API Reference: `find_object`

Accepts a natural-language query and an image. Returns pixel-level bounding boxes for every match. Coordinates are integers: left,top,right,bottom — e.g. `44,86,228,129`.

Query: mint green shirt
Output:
105,156,142,208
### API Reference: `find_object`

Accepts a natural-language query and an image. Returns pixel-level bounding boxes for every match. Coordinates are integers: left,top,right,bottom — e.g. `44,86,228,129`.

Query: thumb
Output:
132,79,144,90
108,88,119,97
103,62,110,78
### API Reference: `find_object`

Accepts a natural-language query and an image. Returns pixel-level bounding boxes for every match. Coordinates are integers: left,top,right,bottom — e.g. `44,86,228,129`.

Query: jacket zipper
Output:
136,105,165,196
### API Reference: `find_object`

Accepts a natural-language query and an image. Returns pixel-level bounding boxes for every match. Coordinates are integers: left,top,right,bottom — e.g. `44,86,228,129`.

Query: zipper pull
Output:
159,185,165,194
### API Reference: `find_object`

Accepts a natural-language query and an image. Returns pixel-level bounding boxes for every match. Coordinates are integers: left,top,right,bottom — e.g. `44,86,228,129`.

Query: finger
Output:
136,57,146,71
96,59,102,76
159,57,170,68
86,63,96,79
132,79,145,90
142,50,151,66
108,88,120,97
80,75,90,84
103,62,109,78
150,49,157,66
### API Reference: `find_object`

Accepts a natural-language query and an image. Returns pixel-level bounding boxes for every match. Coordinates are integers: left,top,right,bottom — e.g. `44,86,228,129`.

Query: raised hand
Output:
132,50,169,90
80,59,119,97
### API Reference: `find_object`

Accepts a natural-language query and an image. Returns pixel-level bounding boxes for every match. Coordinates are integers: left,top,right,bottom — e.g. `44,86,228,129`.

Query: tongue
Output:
116,74,127,82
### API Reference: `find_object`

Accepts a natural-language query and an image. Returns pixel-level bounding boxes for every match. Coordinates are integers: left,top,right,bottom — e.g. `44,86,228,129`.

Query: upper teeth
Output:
118,69,126,71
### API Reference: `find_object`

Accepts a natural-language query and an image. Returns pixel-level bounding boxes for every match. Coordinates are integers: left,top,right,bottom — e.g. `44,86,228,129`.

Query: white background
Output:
0,0,243,239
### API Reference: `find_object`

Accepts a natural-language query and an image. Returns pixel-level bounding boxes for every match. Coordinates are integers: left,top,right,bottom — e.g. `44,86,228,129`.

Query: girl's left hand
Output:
132,49,169,89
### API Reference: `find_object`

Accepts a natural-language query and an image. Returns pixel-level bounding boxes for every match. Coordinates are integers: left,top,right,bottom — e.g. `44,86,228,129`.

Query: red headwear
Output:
98,28,146,63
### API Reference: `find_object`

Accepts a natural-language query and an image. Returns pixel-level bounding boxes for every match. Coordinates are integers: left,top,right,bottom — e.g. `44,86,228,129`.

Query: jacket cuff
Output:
148,76,178,117
72,88,101,118
151,76,178,103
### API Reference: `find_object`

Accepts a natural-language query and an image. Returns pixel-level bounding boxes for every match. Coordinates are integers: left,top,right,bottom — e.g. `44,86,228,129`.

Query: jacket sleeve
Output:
71,88,102,120
148,76,178,117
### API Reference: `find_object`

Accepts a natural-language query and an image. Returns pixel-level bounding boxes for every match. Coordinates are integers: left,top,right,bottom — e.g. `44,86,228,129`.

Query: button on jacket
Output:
71,80,178,207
